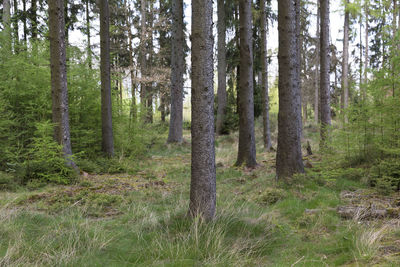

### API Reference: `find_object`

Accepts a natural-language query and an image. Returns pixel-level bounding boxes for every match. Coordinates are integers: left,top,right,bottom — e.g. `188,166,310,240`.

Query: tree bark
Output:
3,0,11,52
13,0,18,50
216,0,227,135
86,0,92,69
22,0,27,42
342,0,349,113
145,1,154,123
276,0,304,179
31,0,37,40
167,0,184,143
319,0,331,147
189,0,216,220
314,1,320,124
236,0,257,168
99,0,114,157
49,0,77,169
139,0,147,121
261,0,272,150
364,0,368,101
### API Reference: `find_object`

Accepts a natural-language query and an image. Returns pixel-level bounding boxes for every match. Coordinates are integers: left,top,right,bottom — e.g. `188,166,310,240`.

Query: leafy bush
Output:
23,122,77,185
369,158,400,194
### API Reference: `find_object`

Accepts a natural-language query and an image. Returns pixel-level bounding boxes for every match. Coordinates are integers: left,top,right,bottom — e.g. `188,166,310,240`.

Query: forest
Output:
0,0,400,265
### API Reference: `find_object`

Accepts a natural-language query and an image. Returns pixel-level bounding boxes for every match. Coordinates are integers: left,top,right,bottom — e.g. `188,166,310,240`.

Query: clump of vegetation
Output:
256,187,286,205
369,158,400,194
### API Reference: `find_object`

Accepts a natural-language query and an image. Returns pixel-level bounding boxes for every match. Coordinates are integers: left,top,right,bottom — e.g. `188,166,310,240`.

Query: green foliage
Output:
369,158,400,194
23,121,77,185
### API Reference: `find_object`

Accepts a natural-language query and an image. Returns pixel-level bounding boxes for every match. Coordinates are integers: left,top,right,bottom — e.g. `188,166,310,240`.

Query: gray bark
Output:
3,0,11,51
364,1,368,100
13,0,18,49
22,0,26,42
99,0,114,157
139,0,147,120
216,0,227,135
86,0,92,69
319,0,331,147
342,0,349,112
167,0,184,143
189,0,216,220
236,0,257,168
31,0,37,40
49,0,77,169
261,0,272,150
314,1,320,124
146,1,154,123
276,0,304,179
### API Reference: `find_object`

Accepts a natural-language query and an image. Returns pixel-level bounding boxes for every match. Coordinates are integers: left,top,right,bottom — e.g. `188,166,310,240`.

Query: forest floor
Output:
1,126,400,266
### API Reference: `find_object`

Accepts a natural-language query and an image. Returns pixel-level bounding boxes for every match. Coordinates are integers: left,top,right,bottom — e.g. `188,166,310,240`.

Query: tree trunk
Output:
49,0,77,169
236,0,257,168
189,0,216,220
216,0,227,135
86,0,92,69
13,0,19,50
22,0,27,42
261,0,272,150
276,0,304,179
146,1,154,124
31,0,37,40
342,0,349,114
127,5,137,125
314,1,320,124
320,0,331,147
3,0,11,52
167,0,184,143
99,0,114,157
364,0,368,101
139,0,147,121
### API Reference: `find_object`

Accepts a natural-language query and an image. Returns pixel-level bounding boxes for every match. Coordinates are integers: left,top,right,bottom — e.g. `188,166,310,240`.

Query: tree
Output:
139,0,147,121
167,0,184,143
314,0,320,124
260,0,272,150
236,0,257,168
48,0,77,169
342,0,349,113
216,0,227,135
99,0,114,157
189,0,216,220
276,0,304,179
320,0,331,146
3,0,11,52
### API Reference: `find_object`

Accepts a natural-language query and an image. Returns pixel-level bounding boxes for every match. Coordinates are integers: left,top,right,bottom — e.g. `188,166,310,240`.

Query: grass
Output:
1,126,400,266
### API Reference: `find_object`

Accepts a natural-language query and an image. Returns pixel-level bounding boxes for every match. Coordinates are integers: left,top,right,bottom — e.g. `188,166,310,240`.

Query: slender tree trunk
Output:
320,0,331,147
86,0,92,69
13,0,19,50
49,0,77,169
146,1,154,123
189,0,216,220
167,0,184,143
140,0,147,120
31,0,37,40
236,0,257,168
364,0,368,100
22,0,27,42
235,4,240,115
314,1,320,124
128,7,137,125
276,0,304,179
3,0,11,52
296,0,303,130
342,0,349,113
261,0,272,150
216,0,227,135
100,0,114,157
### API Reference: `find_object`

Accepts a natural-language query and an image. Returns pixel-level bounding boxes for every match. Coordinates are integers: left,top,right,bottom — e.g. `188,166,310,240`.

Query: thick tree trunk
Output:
99,0,114,157
261,0,272,150
276,0,304,179
236,0,257,168
3,0,11,52
49,0,77,169
189,0,216,220
320,0,331,147
167,0,184,143
342,0,349,113
216,0,227,135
